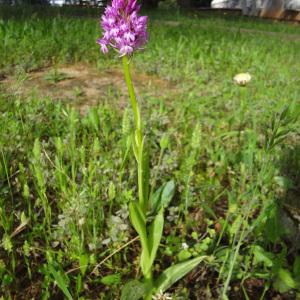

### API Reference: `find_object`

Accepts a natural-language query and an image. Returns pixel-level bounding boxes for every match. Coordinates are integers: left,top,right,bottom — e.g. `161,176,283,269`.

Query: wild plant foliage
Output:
0,6,300,300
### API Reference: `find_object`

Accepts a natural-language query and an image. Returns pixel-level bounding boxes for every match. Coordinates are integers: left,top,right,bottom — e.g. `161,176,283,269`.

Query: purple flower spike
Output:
97,0,148,56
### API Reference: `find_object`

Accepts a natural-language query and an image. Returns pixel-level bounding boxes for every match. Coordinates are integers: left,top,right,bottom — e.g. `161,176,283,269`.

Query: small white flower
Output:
152,290,172,300
78,217,85,226
88,243,96,251
51,241,60,248
119,224,129,230
101,238,111,245
182,242,189,250
233,73,251,86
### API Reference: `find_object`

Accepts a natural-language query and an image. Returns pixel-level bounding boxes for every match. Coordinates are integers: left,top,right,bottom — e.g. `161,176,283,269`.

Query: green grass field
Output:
0,6,300,299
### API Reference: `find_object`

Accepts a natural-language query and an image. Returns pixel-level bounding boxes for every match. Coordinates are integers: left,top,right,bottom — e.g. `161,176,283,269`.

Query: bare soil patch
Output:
1,64,177,114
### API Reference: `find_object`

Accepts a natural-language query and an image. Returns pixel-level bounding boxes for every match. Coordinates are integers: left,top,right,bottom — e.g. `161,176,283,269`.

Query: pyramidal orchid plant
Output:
98,2,207,299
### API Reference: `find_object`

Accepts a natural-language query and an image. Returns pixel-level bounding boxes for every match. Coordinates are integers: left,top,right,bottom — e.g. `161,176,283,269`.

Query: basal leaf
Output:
154,256,207,293
151,180,175,214
150,185,164,213
147,209,164,274
142,142,150,210
160,180,175,208
129,202,150,273
129,202,147,243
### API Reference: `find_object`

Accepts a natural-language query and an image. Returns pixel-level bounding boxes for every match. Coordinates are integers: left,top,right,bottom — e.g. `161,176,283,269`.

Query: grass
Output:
0,6,300,299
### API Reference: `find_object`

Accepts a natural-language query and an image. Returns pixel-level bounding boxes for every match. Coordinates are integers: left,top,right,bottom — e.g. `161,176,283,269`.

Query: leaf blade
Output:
48,264,73,300
147,209,164,274
151,180,175,214
154,256,207,293
129,202,150,274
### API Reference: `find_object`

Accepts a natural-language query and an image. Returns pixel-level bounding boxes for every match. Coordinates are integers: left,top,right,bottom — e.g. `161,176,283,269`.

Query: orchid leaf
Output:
141,139,150,211
154,256,207,293
150,185,164,212
160,180,175,207
129,202,147,245
151,180,175,214
131,134,139,162
129,202,150,274
146,208,164,274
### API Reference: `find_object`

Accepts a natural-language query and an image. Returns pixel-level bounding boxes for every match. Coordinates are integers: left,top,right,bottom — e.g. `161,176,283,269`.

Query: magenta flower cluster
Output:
98,0,148,56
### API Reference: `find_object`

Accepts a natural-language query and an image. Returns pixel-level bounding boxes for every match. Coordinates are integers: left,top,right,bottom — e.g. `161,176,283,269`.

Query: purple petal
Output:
120,45,133,56
101,43,109,54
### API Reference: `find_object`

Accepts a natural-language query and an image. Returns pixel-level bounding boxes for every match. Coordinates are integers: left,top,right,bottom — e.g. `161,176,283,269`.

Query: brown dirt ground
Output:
0,63,177,114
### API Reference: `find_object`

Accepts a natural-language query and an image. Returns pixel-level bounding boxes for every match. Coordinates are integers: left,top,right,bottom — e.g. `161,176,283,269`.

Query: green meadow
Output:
0,6,300,299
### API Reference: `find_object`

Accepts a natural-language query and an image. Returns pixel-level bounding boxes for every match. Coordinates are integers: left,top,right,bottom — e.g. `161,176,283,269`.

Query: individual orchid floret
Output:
97,0,148,56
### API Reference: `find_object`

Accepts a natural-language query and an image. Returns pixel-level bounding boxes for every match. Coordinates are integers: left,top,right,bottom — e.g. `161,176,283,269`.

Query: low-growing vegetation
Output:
0,6,300,299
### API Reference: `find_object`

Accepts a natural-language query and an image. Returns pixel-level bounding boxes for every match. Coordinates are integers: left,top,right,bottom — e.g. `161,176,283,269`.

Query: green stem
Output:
122,55,142,145
122,55,153,298
122,55,145,211
144,271,153,300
